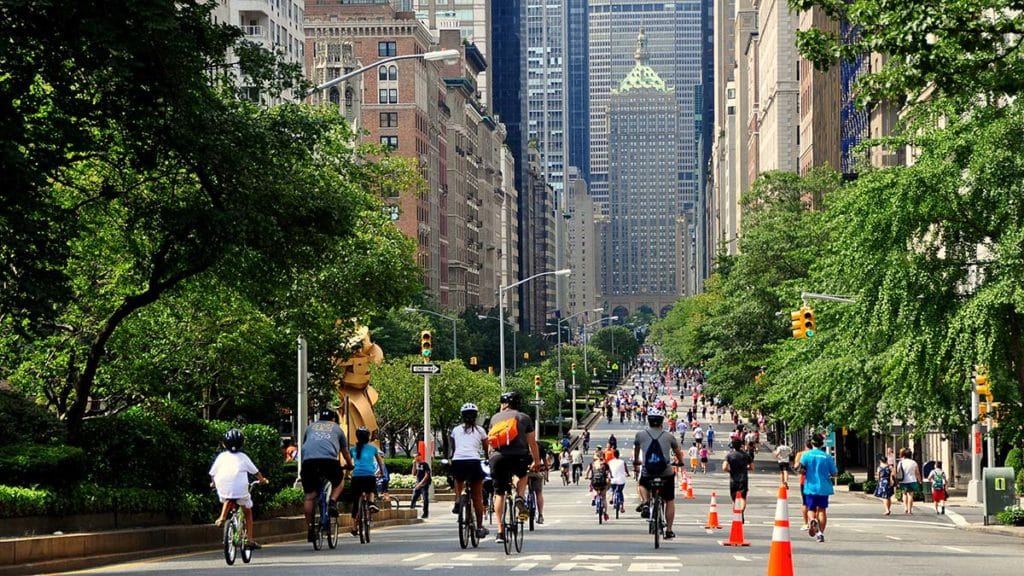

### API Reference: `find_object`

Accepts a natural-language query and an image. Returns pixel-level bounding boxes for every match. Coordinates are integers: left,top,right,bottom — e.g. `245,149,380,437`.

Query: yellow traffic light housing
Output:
804,307,816,337
420,330,433,358
571,362,576,374
533,374,542,393
791,309,806,339
469,356,478,366
974,367,992,399
523,351,530,361
978,402,989,418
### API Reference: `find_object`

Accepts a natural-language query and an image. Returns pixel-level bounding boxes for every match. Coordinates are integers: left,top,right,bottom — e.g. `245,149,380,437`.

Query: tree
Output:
589,326,639,367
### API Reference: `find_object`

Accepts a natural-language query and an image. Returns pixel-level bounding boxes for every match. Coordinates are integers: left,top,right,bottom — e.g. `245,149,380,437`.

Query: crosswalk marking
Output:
733,555,752,562
886,535,902,541
511,563,539,571
943,546,970,553
403,553,435,562
628,562,680,572
553,562,622,572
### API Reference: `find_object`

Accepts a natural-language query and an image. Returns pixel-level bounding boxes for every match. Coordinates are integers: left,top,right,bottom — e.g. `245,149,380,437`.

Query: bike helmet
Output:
460,402,479,422
355,426,371,443
319,409,337,422
500,391,522,410
223,428,244,452
647,407,665,426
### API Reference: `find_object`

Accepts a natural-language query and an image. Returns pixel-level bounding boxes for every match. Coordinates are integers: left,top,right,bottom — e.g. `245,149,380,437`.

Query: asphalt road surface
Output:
65,390,1023,576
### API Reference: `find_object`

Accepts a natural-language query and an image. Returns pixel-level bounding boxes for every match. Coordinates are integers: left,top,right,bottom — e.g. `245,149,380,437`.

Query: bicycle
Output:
456,481,480,549
572,464,582,485
647,476,668,549
594,487,607,524
353,489,374,543
525,478,539,532
499,487,525,555
310,478,340,551
611,484,625,519
560,465,570,486
221,481,259,565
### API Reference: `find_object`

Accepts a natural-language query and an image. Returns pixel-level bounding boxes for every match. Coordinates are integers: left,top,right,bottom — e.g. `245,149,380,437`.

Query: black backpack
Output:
591,464,608,487
643,431,668,476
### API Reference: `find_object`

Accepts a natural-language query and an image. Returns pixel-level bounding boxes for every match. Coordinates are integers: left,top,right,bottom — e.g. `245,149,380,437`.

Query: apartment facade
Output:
797,7,841,179
215,0,307,103
565,167,598,318
413,0,493,105
756,0,799,174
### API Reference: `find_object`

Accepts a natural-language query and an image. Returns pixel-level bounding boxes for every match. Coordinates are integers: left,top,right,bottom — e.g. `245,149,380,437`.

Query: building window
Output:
378,41,397,57
329,87,340,106
388,65,398,81
379,88,388,104
380,135,399,150
380,112,398,128
379,65,388,81
389,89,398,103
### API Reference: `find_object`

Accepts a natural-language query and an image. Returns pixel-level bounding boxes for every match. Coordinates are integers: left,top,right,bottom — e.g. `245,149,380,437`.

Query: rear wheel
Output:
528,492,535,532
458,496,470,549
652,498,662,549
467,498,479,548
513,516,524,552
327,513,339,549
223,517,238,565
360,499,371,543
502,499,514,555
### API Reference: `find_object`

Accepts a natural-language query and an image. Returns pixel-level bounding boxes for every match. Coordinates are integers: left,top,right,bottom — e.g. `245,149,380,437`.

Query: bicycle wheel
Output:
467,497,479,548
360,499,371,544
513,514,524,552
223,516,238,565
327,505,339,549
652,498,662,549
528,492,535,532
502,497,514,555
597,497,604,525
458,495,469,549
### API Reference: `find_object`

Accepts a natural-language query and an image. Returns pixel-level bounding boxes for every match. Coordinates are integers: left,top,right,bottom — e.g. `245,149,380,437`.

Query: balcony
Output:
241,25,265,39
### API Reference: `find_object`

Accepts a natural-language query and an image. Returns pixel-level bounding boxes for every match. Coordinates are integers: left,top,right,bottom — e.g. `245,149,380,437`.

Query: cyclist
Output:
488,391,541,544
449,402,489,539
300,410,354,544
527,441,548,524
210,429,269,549
560,447,572,484
633,407,686,540
607,448,630,514
570,446,584,484
586,451,611,521
348,426,385,534
582,430,590,453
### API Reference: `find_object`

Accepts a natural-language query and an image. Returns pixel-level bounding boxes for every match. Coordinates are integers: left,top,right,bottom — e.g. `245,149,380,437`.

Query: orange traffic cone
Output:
767,484,794,576
685,474,696,499
679,473,688,492
719,493,751,546
704,491,722,529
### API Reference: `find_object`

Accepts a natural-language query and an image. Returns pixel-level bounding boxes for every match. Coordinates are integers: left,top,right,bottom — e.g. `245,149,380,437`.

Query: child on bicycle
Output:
349,427,386,532
210,429,269,549
586,451,611,521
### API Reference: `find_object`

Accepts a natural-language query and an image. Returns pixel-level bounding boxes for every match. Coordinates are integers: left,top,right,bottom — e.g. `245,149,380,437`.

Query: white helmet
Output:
460,402,479,414
647,407,665,425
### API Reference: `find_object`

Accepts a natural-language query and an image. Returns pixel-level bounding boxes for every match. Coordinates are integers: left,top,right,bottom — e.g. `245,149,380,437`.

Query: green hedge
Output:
0,444,86,487
1007,447,1022,476
0,483,204,519
384,457,415,474
0,390,65,447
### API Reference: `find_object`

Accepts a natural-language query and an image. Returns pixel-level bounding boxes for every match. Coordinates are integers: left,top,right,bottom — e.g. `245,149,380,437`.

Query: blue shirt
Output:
350,443,380,477
800,448,838,496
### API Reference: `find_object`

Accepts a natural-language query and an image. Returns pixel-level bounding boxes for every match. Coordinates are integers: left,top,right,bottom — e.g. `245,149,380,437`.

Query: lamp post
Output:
404,307,457,360
497,269,571,391
549,307,603,433
582,315,619,382
307,49,461,97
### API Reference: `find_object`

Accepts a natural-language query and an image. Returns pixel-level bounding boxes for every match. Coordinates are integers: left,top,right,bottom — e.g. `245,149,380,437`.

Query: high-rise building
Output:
601,31,685,319
526,0,569,195
565,167,598,317
735,0,758,211
523,143,557,334
567,0,590,182
413,0,493,105
710,0,738,259
756,0,799,174
695,0,715,292
798,7,841,181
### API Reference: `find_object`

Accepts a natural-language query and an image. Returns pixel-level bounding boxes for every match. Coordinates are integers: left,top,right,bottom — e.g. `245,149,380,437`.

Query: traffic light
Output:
791,309,806,339
978,402,988,418
469,356,478,366
420,330,432,358
534,374,542,393
973,367,991,399
804,307,816,337
523,351,530,361
571,362,576,374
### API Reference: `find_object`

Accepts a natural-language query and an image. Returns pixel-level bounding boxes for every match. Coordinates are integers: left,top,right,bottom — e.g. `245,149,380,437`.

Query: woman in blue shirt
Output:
349,427,385,532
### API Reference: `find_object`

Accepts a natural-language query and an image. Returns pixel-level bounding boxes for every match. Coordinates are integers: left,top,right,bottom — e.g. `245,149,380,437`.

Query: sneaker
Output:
452,500,462,515
369,503,381,513
350,526,359,536
664,530,676,539
421,513,429,519
495,533,506,544
476,527,489,539
808,519,819,538
640,505,651,519
635,503,646,513
245,541,262,550
328,500,339,517
515,497,529,520
816,532,825,543
941,506,945,515
537,515,544,525
800,524,809,531
307,526,317,542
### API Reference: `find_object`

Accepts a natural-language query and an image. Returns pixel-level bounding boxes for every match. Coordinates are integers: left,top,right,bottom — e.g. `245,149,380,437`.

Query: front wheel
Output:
327,512,339,549
223,518,238,565
652,499,662,549
502,503,513,555
458,496,470,549
513,516,524,552
360,500,371,544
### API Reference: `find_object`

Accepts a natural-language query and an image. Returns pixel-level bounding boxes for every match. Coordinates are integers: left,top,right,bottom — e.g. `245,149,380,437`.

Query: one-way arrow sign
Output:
410,363,441,375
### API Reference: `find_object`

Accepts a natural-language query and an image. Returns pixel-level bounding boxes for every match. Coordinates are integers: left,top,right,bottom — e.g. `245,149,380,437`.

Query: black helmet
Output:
319,409,337,422
500,391,522,410
223,428,244,452
355,426,370,443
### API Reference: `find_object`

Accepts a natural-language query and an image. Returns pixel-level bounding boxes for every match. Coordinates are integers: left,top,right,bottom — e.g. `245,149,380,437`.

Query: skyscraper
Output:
526,0,569,194
567,0,590,182
413,0,494,105
602,31,685,318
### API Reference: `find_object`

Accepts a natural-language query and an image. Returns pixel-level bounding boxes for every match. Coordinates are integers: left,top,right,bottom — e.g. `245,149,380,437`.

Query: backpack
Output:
591,465,608,487
932,470,945,490
487,416,519,449
643,431,669,476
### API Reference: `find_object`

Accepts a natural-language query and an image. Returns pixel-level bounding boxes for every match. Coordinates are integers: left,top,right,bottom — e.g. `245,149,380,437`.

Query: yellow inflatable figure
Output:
335,324,384,447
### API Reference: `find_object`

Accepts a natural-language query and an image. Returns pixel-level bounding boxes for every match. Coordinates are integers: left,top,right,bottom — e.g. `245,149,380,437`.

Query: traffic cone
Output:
679,474,688,492
767,484,794,576
704,491,722,529
719,493,750,546
685,474,695,499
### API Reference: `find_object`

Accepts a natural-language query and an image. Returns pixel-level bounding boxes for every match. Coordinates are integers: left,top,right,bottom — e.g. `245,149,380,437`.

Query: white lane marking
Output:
886,535,902,541
733,555,752,562
943,546,970,553
403,553,435,562
628,563,680,572
511,563,539,571
635,555,678,560
517,555,553,561
553,563,622,572
415,563,473,571
572,555,620,560
452,553,493,561
852,528,865,533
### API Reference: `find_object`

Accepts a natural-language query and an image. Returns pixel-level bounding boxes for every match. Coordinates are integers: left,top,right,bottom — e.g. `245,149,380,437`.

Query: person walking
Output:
895,448,921,515
798,433,837,543
773,442,793,486
705,427,715,453
409,452,432,518
926,461,948,515
874,453,895,515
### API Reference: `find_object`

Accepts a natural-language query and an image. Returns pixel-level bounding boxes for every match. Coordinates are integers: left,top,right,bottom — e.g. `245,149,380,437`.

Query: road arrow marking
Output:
733,555,751,562
943,546,970,553
571,555,620,561
416,563,473,571
628,563,679,572
511,563,539,571
553,563,622,572
403,553,434,562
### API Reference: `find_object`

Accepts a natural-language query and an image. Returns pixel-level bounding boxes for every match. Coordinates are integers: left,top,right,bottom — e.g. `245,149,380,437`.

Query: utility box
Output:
983,467,1017,524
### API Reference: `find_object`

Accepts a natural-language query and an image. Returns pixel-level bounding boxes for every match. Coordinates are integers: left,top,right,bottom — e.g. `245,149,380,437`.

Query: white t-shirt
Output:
451,424,488,460
571,449,583,465
688,445,699,459
775,445,793,463
693,427,704,440
209,451,258,499
898,458,920,483
607,458,628,485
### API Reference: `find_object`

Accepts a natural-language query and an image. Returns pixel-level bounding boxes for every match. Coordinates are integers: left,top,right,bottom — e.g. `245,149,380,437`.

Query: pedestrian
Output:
699,445,709,474
773,441,793,486
886,447,896,468
688,441,700,471
706,426,715,452
282,439,297,462
926,461,948,515
873,453,895,515
409,452,432,518
723,438,753,522
797,433,837,543
793,439,813,531
693,424,704,447
895,448,921,515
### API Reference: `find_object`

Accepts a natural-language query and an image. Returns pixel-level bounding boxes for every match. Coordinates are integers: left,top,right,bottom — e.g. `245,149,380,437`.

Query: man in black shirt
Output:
723,438,753,521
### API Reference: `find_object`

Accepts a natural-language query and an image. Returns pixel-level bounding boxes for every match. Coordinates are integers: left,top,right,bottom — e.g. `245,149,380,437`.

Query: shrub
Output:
863,479,878,494
836,471,855,485
996,506,1024,526
1006,447,1023,476
0,485,49,517
848,481,863,491
0,444,86,487
1017,469,1024,496
0,389,65,447
268,486,304,510
0,483,205,519
384,456,415,475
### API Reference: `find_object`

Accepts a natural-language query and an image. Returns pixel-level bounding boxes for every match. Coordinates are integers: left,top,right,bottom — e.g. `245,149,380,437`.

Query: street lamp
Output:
498,269,571,391
478,314,516,372
403,307,457,360
582,315,619,380
307,49,461,97
551,307,603,433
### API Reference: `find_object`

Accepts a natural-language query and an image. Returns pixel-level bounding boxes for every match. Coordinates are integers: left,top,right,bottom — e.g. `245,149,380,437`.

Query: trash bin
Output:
983,467,1017,524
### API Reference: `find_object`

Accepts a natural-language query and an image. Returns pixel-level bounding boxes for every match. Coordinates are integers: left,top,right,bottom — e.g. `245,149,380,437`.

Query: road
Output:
65,388,1022,576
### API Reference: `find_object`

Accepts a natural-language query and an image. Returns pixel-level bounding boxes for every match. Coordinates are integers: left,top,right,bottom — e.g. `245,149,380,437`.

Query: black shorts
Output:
489,452,532,495
729,479,749,500
639,475,676,501
451,459,485,483
300,458,344,494
349,475,377,507
528,472,544,493
778,462,791,472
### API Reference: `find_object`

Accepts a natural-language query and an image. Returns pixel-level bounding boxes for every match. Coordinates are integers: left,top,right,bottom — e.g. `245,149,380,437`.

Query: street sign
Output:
529,399,545,406
556,380,565,393
569,384,580,390
410,363,441,375
591,379,600,385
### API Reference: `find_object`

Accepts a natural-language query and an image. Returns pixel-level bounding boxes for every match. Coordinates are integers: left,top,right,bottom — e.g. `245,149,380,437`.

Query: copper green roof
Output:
616,63,672,93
